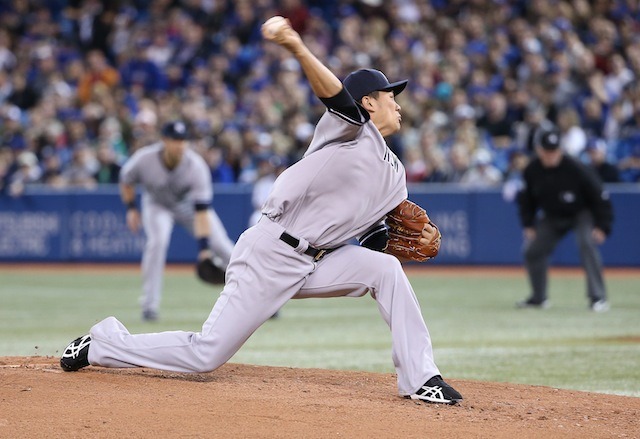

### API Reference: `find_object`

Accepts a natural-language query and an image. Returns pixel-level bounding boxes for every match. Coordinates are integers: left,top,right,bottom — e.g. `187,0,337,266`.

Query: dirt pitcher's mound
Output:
1,357,638,438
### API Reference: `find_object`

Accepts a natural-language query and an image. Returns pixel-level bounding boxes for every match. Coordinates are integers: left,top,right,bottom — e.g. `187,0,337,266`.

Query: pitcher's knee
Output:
371,253,405,284
191,361,217,373
187,351,223,373
188,336,229,373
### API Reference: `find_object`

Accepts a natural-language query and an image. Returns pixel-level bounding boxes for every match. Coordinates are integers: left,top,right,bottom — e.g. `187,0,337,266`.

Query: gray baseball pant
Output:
89,217,441,395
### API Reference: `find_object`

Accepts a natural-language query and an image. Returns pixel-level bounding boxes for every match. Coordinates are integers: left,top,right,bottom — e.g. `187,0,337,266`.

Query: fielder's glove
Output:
385,199,441,262
196,258,226,285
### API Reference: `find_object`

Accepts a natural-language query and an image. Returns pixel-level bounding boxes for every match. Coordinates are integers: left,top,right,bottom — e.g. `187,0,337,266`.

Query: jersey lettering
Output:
383,148,400,172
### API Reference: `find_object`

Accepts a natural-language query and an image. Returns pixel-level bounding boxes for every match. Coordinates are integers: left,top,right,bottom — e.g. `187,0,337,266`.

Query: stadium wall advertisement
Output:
0,184,638,266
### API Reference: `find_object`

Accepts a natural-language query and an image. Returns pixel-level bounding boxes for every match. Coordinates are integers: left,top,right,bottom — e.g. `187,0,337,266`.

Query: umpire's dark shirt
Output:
518,155,613,234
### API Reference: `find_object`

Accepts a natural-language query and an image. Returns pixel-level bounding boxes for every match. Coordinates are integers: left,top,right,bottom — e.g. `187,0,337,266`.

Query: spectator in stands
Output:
581,96,606,139
404,146,428,183
118,44,168,97
514,101,554,155
557,107,587,158
93,143,121,184
0,29,16,72
502,148,529,202
460,148,503,187
26,45,59,103
617,140,640,183
40,147,66,188
130,107,159,153
585,139,620,183
416,130,448,183
604,53,634,102
8,151,42,197
447,104,484,155
0,105,26,150
77,49,120,105
477,92,513,149
446,145,471,183
206,145,235,184
62,144,98,189
7,73,39,110
0,0,638,189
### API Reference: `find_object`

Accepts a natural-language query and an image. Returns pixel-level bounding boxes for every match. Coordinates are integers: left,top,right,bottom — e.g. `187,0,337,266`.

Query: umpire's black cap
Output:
537,128,561,151
161,120,189,140
343,69,408,102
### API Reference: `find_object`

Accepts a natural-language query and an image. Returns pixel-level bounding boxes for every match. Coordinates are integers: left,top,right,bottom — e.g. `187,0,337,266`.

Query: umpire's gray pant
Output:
524,210,606,303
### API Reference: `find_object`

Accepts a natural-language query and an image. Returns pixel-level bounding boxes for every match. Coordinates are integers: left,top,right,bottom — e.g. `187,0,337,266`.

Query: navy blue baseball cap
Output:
161,120,189,140
343,69,408,102
537,128,561,150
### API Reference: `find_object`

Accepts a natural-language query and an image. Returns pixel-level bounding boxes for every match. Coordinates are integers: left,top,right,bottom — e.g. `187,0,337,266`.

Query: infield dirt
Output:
1,356,638,438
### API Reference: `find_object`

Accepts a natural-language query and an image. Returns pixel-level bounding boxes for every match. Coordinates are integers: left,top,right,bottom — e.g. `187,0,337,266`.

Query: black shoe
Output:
142,310,158,321
516,298,550,309
60,335,91,372
406,375,463,405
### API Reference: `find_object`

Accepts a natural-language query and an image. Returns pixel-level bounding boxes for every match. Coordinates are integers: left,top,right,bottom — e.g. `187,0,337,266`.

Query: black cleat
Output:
142,310,159,321
406,375,463,405
516,298,550,309
60,335,91,371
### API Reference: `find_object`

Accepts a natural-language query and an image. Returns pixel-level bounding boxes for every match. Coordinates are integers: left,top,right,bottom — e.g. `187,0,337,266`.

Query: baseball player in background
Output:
61,17,463,405
119,120,234,321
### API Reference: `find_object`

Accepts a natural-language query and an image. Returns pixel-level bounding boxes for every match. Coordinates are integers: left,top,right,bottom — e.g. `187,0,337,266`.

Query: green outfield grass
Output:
1,266,639,397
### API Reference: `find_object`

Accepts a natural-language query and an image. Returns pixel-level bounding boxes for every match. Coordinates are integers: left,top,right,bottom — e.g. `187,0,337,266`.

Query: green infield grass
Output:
1,265,638,397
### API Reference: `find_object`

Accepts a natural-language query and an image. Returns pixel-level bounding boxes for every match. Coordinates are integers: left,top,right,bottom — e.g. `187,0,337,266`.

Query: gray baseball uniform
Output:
89,96,442,396
120,142,234,314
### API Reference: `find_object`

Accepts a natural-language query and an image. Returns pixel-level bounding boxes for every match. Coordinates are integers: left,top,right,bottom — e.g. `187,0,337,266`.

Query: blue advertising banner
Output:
1,184,638,266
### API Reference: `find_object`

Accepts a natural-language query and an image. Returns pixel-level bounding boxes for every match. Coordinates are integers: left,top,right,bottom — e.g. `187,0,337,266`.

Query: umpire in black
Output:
516,128,614,312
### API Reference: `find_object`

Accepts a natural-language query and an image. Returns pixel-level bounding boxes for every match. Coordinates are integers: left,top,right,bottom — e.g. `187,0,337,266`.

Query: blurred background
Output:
0,0,639,266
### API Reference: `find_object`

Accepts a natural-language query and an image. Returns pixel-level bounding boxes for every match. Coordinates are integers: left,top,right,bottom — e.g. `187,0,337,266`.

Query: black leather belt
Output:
279,232,335,261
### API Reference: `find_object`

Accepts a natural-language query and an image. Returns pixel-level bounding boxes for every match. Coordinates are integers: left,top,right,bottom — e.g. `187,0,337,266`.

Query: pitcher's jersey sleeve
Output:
305,88,369,157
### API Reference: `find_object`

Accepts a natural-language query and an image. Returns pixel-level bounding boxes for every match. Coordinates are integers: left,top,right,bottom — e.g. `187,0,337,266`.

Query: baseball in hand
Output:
262,16,288,40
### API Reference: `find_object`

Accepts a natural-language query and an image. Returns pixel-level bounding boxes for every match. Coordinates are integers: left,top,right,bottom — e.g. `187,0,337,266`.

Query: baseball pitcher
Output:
61,17,462,405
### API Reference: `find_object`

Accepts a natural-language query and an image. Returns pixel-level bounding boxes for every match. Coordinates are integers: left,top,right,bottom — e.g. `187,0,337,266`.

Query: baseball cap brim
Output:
380,80,408,97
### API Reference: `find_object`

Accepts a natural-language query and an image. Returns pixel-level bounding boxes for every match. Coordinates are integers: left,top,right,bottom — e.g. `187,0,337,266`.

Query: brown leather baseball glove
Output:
385,199,441,262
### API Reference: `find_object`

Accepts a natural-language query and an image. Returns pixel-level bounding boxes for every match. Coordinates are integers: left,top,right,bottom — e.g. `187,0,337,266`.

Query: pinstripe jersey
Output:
262,109,407,249
120,142,212,209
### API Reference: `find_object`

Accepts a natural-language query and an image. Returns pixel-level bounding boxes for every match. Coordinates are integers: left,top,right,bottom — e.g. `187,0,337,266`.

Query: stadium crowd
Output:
1,0,640,197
